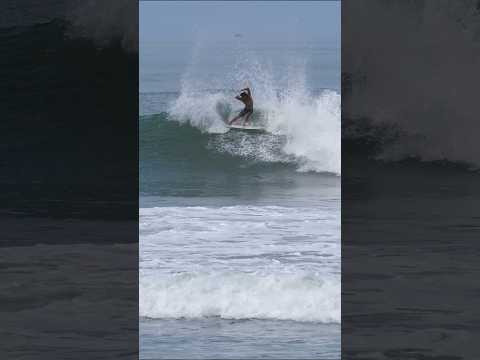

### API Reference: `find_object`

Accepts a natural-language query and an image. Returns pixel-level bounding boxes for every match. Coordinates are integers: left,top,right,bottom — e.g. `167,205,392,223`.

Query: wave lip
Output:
140,271,340,323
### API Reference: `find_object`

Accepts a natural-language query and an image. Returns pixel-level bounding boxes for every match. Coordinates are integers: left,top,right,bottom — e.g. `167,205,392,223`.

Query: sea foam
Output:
140,205,340,323
140,271,340,323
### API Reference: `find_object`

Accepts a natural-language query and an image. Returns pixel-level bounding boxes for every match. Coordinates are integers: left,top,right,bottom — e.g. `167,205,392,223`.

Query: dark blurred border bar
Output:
1,1,138,358
342,1,480,358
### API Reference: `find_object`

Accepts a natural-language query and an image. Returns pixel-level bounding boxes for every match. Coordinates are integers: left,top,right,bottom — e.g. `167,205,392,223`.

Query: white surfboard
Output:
227,124,266,133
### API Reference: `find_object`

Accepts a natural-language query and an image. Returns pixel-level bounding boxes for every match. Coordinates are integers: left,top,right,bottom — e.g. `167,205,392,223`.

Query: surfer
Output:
229,87,253,125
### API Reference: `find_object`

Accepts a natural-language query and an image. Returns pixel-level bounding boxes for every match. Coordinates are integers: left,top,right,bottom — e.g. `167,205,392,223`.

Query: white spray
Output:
168,40,341,174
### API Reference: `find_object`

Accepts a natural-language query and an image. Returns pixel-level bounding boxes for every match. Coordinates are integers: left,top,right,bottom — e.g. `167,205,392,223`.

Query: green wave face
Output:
139,113,336,199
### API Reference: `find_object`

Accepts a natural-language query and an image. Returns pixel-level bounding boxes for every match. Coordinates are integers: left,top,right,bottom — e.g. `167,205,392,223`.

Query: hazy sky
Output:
140,1,340,45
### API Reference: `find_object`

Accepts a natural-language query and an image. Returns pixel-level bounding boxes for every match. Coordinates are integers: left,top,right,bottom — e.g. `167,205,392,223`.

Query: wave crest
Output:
167,89,340,174
140,271,340,323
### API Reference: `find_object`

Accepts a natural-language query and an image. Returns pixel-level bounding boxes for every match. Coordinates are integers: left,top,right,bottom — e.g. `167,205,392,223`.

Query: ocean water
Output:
140,39,340,359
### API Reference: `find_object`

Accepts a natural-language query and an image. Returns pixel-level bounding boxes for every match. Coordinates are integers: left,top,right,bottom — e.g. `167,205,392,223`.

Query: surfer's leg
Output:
243,110,253,125
229,114,241,125
230,108,247,125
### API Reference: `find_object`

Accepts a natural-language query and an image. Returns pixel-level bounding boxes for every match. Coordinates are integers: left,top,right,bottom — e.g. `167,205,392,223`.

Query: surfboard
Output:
227,124,266,133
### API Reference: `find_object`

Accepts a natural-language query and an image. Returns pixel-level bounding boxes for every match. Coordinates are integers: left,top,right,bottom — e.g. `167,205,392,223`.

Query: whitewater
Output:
168,87,340,174
140,205,340,323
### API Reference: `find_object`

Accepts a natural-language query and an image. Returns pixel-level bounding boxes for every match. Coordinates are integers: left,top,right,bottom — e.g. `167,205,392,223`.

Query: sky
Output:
140,1,340,45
